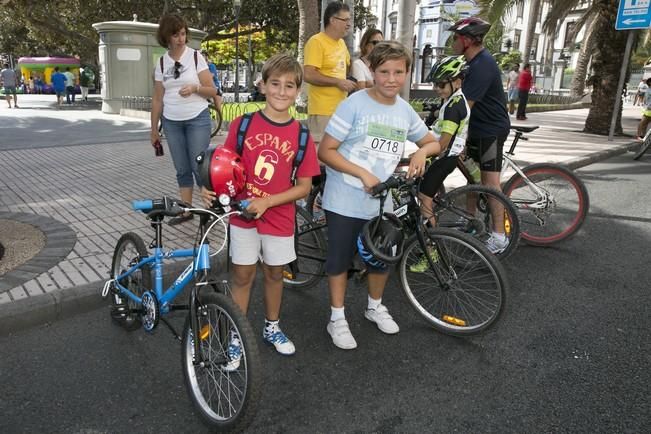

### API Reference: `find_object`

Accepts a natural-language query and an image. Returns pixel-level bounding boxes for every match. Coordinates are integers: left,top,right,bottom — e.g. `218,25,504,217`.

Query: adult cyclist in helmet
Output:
449,16,511,253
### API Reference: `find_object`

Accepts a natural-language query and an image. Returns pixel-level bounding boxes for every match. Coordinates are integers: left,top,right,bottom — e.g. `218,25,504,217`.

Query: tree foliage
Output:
0,0,301,65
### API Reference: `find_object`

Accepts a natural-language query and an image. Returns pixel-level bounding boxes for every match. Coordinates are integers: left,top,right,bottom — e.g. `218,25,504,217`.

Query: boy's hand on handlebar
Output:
200,187,216,208
360,170,382,193
245,197,271,219
407,149,428,178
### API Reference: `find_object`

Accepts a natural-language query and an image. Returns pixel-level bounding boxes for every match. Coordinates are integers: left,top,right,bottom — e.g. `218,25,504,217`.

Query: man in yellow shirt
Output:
304,1,357,145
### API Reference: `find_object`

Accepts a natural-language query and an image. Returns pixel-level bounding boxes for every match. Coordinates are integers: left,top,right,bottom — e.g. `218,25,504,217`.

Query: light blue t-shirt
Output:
322,90,429,220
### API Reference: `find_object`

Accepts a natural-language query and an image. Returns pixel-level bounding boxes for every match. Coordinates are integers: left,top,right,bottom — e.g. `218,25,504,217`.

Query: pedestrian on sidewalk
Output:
1,63,19,108
51,67,67,109
303,1,356,147
506,64,519,115
351,28,383,90
636,78,651,140
151,13,218,225
63,67,76,105
634,79,648,106
516,63,533,120
79,67,94,102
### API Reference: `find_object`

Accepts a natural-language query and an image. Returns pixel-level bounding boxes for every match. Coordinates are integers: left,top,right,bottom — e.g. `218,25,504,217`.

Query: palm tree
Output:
296,0,320,64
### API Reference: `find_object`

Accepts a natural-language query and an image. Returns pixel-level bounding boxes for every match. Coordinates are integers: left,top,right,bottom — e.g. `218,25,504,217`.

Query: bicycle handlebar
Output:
370,176,407,196
132,196,254,220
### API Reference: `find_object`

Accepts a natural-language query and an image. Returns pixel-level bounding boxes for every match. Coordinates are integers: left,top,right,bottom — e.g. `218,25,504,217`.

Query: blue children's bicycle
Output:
102,196,261,432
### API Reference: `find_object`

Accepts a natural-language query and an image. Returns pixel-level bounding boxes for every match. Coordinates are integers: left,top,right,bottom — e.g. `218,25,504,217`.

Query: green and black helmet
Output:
425,55,468,83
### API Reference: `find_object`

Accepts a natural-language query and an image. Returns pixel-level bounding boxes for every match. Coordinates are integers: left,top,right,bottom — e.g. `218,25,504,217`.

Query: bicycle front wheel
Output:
503,163,589,246
110,233,151,330
399,228,508,336
433,184,521,260
633,133,651,160
182,292,262,432
209,104,222,138
283,207,327,290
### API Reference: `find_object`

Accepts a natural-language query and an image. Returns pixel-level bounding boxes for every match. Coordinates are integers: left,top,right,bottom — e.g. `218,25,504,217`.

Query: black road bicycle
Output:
285,174,510,336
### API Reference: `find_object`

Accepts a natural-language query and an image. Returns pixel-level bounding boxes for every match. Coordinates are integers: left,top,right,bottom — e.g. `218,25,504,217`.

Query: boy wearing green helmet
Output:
411,55,471,272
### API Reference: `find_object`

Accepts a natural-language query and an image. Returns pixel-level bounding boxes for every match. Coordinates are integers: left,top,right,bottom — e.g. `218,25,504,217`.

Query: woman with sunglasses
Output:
151,13,218,225
351,28,383,90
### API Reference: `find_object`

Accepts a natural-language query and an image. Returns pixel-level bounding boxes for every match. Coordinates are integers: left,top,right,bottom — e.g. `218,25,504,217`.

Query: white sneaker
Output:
364,304,400,334
327,319,357,349
485,234,508,254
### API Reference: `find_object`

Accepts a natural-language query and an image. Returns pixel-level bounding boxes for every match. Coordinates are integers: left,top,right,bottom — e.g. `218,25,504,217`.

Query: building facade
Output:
354,0,587,92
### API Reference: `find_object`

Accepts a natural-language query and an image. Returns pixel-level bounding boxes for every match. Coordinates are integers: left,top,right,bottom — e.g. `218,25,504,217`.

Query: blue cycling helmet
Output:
357,213,405,269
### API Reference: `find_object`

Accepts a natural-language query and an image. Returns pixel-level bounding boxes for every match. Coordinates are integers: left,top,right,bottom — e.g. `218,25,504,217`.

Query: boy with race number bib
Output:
318,41,442,350
201,53,320,366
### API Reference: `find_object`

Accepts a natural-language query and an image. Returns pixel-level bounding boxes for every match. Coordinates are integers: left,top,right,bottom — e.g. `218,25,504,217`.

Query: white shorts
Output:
229,225,296,266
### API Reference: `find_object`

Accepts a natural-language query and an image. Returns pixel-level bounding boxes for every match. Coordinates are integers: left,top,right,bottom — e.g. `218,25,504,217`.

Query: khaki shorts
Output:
229,225,296,266
307,115,331,143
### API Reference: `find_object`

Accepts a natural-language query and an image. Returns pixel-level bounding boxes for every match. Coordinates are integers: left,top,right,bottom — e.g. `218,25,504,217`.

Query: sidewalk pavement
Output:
0,97,643,334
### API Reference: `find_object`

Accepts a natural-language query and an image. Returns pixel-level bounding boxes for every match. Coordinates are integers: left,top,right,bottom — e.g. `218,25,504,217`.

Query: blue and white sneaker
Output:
263,325,296,356
221,335,242,372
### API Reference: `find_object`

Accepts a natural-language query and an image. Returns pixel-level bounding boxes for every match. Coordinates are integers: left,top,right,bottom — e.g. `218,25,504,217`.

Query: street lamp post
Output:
233,0,241,102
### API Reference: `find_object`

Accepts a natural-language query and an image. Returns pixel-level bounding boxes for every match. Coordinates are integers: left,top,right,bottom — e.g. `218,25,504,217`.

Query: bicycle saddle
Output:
510,125,539,133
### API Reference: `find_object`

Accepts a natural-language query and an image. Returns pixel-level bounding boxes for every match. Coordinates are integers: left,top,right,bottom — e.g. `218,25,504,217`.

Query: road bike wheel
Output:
283,206,327,290
633,133,651,160
399,228,508,336
110,233,151,330
503,163,589,246
433,184,521,260
209,104,222,138
182,291,262,432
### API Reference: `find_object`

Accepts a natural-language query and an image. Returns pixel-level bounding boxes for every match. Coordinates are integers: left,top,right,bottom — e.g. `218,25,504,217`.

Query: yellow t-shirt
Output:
304,32,350,116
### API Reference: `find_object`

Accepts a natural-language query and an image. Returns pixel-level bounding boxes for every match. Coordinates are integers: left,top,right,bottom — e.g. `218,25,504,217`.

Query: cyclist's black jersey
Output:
432,89,470,157
462,49,510,138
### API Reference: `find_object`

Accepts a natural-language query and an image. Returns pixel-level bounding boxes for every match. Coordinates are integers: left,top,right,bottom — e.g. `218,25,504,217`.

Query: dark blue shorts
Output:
325,210,388,275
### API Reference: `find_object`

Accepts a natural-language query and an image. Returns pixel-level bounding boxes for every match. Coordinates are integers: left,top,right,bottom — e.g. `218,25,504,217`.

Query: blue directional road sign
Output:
616,0,651,30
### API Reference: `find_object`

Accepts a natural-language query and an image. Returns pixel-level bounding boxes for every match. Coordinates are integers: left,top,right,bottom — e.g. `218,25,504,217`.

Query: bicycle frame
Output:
113,215,213,315
500,154,550,210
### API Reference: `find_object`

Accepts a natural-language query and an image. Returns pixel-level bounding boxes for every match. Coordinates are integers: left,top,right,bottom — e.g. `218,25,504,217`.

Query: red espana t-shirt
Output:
225,111,320,236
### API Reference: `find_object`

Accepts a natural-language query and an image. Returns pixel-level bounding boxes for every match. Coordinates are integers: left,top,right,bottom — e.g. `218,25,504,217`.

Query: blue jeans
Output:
66,86,75,104
162,108,211,188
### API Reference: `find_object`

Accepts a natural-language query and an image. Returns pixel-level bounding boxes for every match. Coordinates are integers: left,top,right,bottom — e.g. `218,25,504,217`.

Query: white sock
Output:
330,306,345,322
492,231,507,242
368,295,382,310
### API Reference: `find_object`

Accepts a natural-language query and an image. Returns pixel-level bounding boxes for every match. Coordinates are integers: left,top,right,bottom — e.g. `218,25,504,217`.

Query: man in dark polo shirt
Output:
449,16,511,253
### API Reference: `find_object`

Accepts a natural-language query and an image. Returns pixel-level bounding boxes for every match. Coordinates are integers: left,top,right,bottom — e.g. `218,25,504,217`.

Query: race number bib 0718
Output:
364,123,407,155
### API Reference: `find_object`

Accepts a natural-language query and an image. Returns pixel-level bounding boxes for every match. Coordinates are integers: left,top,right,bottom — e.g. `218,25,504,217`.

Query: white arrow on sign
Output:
623,18,647,25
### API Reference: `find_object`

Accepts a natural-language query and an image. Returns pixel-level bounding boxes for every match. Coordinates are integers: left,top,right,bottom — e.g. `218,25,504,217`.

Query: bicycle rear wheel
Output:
503,163,589,246
110,233,151,330
209,104,222,138
399,228,508,336
283,207,327,290
433,184,521,260
633,133,651,160
182,291,261,432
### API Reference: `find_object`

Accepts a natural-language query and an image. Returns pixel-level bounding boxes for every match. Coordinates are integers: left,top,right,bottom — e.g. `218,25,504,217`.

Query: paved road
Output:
1,153,649,433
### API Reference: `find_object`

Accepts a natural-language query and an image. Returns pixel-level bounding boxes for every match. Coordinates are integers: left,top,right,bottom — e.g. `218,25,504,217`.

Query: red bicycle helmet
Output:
449,17,491,40
196,145,246,198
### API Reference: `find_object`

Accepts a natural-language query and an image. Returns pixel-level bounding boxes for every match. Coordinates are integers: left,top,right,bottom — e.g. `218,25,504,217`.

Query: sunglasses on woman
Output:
174,61,182,79
370,40,381,46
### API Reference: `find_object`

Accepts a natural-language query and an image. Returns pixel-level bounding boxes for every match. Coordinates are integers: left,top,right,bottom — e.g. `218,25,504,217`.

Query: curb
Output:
564,140,640,171
0,252,229,336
